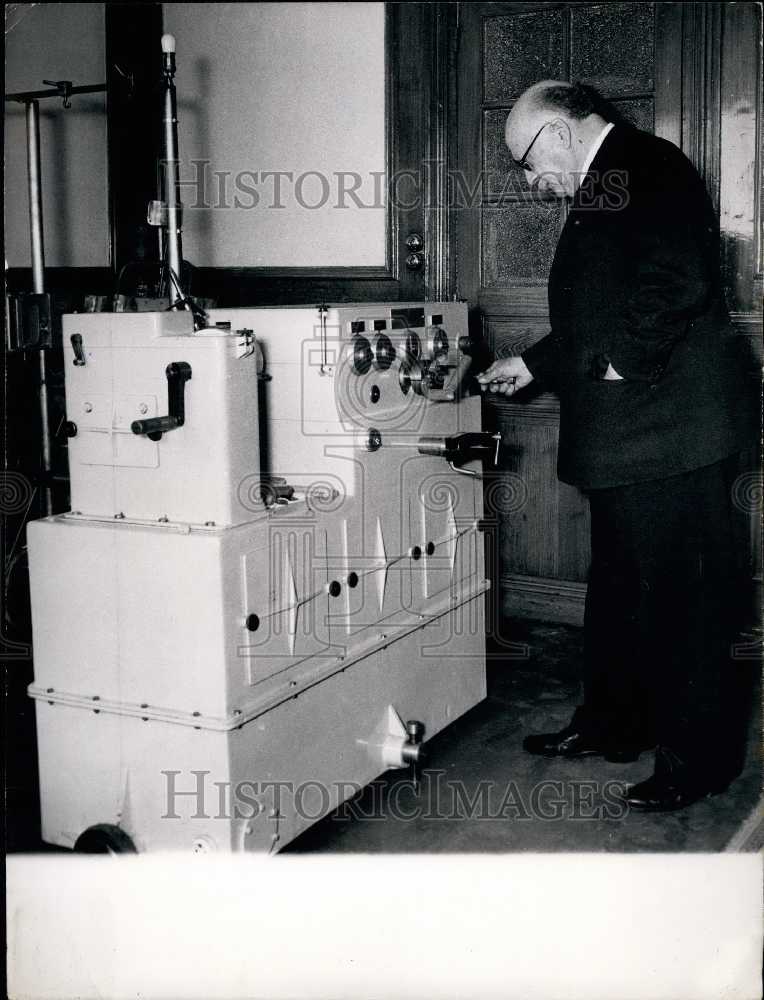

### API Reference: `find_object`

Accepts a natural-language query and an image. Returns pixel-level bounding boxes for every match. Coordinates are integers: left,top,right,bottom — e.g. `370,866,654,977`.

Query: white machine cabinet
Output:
27,302,490,852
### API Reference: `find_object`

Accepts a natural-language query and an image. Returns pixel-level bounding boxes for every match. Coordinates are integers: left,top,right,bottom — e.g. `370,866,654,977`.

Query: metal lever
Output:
131,361,192,441
418,432,501,475
70,333,86,366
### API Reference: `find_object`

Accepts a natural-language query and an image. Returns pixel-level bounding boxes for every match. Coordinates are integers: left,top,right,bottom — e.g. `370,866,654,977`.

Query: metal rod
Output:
5,83,107,104
161,34,184,307
26,100,45,293
25,99,53,515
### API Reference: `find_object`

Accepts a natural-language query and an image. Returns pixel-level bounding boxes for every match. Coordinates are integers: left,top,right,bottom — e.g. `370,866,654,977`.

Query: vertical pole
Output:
161,34,184,306
25,99,53,516
26,100,45,294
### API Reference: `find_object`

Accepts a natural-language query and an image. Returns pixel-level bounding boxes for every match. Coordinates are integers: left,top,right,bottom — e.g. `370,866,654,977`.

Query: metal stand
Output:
5,79,107,516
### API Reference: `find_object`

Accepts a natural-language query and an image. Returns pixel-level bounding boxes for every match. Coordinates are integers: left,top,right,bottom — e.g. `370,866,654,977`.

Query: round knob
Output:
366,429,382,452
373,334,395,371
352,336,373,375
405,252,424,271
405,233,423,251
245,614,260,632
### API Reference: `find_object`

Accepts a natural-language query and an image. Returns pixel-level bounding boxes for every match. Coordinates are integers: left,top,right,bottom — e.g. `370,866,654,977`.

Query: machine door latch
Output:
131,361,192,441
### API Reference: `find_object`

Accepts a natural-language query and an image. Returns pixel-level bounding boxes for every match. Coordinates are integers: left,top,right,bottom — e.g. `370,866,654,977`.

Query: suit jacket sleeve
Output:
521,329,563,385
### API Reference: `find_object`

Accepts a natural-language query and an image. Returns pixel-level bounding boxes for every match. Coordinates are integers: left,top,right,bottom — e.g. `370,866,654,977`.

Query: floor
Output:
7,618,762,854
285,618,763,854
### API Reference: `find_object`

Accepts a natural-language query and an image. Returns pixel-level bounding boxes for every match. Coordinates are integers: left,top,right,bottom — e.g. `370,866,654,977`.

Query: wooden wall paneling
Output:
493,404,560,580
654,2,683,145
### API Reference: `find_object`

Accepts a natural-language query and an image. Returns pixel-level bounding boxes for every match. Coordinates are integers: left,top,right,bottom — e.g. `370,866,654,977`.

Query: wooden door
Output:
454,2,685,624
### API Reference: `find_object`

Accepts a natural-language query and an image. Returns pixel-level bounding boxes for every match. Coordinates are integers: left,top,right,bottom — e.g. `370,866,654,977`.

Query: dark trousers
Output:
581,456,746,781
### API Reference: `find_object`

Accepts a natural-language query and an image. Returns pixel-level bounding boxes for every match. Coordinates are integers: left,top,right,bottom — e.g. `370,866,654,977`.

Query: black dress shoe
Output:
522,725,646,763
623,746,732,811
623,773,730,811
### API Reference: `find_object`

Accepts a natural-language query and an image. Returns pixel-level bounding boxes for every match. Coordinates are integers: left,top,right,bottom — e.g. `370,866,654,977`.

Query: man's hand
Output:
476,356,534,395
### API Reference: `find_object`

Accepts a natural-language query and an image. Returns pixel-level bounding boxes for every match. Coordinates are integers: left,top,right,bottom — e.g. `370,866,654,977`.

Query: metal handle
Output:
131,361,192,441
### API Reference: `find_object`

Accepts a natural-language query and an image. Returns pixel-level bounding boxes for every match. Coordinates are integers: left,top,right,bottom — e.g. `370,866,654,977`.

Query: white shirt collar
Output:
579,122,615,182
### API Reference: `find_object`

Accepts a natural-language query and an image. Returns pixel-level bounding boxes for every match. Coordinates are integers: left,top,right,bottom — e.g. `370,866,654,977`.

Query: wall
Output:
4,2,109,268
162,1,387,268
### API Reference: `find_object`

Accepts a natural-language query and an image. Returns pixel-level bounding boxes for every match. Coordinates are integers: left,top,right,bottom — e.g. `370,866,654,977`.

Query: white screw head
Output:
139,403,149,415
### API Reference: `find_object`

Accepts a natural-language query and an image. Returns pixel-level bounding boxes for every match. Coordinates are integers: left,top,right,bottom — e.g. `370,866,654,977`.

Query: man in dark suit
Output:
477,80,758,811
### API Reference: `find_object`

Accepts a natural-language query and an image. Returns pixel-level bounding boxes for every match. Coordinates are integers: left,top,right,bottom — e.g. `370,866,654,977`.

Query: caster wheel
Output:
73,824,137,854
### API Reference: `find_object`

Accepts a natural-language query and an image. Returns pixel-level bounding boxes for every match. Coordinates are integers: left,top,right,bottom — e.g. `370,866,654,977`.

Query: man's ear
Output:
547,118,572,148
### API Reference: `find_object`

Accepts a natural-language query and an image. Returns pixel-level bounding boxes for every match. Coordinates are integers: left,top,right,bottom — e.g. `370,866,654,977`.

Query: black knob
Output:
64,420,78,438
329,580,341,597
366,429,382,452
245,614,260,632
370,385,380,404
352,336,373,375
411,545,422,561
347,572,359,588
426,541,435,555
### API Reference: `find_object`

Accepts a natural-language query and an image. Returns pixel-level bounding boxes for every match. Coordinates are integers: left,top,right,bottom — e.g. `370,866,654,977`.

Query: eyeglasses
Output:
512,122,549,172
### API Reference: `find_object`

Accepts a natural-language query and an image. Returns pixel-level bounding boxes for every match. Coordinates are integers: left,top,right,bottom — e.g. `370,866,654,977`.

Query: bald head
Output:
506,81,609,198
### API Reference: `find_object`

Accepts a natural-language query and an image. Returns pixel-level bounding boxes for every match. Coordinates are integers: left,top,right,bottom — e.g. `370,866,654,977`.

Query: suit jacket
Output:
521,126,759,490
